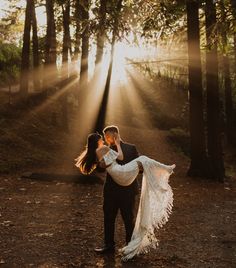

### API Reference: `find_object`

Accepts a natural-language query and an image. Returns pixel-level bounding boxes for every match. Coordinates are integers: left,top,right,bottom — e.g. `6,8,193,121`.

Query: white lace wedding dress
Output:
103,149,175,261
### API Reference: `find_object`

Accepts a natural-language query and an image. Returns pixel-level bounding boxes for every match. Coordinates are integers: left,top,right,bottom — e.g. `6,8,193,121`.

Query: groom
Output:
94,125,141,253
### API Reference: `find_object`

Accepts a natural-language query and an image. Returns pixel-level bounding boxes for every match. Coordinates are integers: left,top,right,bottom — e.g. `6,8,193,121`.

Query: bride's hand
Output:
170,164,176,174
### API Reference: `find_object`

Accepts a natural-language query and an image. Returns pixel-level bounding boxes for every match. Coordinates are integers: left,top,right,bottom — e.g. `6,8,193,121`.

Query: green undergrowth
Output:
0,92,68,175
167,127,190,157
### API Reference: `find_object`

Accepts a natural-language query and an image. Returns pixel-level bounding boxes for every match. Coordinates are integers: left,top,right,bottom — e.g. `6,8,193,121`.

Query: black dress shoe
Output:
94,245,115,254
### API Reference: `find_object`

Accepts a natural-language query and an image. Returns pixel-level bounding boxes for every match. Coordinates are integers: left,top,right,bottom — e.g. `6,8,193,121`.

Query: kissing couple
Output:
75,125,175,261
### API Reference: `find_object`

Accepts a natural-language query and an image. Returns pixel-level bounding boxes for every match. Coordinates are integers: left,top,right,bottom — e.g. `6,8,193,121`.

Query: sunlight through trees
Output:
1,0,236,180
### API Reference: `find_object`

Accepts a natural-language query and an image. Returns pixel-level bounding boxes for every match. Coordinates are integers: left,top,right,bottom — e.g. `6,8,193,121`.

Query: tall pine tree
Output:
205,0,225,181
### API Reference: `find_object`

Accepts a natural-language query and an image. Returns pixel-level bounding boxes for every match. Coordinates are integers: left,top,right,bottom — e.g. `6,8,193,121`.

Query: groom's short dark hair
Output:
103,125,119,134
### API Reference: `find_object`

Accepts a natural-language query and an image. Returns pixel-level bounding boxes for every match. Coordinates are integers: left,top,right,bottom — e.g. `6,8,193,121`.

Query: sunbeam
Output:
106,63,154,129
61,59,111,167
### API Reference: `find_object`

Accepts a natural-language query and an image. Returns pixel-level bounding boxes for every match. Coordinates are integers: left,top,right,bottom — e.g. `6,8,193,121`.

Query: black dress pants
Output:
103,190,136,246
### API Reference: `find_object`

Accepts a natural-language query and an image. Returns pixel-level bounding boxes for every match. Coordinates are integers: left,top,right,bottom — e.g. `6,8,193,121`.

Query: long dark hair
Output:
75,133,102,175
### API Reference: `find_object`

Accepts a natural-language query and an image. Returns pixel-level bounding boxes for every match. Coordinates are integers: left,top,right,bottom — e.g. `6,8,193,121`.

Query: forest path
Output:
0,125,235,268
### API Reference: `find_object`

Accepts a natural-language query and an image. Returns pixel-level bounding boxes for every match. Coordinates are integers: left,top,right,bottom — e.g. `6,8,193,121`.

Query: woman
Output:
75,133,175,261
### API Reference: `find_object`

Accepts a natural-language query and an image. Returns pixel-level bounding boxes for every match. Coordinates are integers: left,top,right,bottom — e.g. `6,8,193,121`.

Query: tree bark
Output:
31,0,40,91
219,1,234,144
45,0,57,65
79,0,89,86
74,0,82,61
205,0,225,181
95,0,107,65
74,28,81,61
20,0,32,96
231,0,236,72
61,0,71,131
62,0,71,78
186,0,207,177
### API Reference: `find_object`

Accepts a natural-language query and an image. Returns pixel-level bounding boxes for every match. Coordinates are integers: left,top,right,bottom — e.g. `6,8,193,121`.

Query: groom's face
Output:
104,131,115,145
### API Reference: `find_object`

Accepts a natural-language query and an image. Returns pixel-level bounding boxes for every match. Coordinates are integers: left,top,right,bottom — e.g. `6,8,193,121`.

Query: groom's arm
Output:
133,145,143,173
96,159,107,171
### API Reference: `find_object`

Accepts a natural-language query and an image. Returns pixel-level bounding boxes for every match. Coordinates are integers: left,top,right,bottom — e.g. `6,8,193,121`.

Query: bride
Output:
75,133,175,261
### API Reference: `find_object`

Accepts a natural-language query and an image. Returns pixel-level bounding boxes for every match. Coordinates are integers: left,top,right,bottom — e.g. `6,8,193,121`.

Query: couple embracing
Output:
76,125,175,261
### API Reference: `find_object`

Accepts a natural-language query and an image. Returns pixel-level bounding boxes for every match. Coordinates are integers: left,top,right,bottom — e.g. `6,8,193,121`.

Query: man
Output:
94,125,141,253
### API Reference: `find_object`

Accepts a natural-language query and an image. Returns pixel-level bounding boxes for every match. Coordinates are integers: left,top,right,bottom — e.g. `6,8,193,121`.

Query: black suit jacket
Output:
104,141,139,196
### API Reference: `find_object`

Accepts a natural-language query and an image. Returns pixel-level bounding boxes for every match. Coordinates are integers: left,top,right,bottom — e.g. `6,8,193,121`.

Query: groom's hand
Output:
98,161,106,170
137,161,143,173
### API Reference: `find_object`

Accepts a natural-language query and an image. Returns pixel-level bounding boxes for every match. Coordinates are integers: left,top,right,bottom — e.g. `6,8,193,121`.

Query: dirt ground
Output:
0,126,235,268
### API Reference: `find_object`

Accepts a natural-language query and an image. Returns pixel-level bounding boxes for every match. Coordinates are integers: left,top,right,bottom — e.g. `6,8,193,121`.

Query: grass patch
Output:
167,127,190,157
0,93,68,175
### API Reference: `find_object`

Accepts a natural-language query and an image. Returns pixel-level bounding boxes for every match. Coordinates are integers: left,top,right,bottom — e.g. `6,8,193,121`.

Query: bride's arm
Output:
114,134,124,160
96,145,119,168
96,145,110,162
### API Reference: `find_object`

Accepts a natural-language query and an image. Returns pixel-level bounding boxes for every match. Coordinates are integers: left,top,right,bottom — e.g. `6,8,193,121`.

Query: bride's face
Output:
98,138,104,147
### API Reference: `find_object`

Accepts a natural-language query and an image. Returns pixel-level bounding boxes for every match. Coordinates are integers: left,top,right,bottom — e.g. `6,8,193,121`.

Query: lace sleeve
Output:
103,149,118,166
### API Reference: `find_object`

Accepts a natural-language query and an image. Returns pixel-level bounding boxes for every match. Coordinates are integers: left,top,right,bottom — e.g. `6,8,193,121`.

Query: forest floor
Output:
0,69,236,267
0,124,235,268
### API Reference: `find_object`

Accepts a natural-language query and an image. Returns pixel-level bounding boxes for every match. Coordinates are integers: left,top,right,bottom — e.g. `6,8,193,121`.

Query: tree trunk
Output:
61,0,71,131
205,0,225,181
186,0,207,177
31,0,40,91
95,0,107,65
74,0,81,61
219,1,234,144
230,0,236,145
62,0,71,79
94,0,122,132
20,0,32,96
231,0,236,72
45,0,57,65
79,0,89,86
74,28,81,61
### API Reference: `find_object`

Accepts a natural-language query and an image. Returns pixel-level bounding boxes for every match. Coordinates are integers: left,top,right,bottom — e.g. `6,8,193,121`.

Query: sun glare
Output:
36,6,47,28
111,41,148,84
112,42,128,83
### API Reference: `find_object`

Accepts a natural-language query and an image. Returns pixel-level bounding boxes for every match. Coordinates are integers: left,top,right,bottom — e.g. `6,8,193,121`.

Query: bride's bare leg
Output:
137,156,175,172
